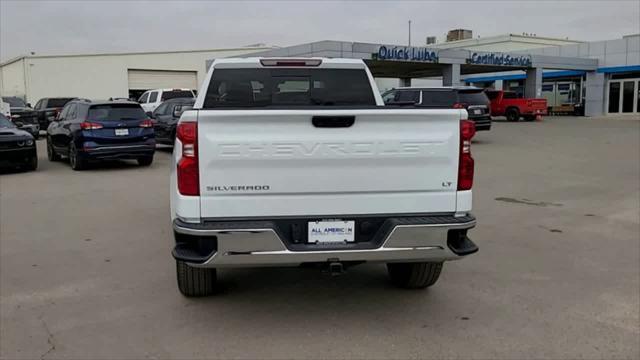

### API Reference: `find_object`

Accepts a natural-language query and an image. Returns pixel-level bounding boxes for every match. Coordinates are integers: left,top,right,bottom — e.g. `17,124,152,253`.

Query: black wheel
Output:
24,155,38,171
69,141,87,170
387,262,443,289
176,260,217,297
505,108,520,122
47,137,61,161
137,156,153,166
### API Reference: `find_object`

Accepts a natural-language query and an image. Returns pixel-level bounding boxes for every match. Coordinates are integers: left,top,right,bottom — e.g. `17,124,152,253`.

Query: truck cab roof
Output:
392,86,485,91
211,57,368,69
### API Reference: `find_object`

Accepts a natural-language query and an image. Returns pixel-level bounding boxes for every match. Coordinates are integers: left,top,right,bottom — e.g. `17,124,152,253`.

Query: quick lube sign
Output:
375,45,438,63
468,52,532,67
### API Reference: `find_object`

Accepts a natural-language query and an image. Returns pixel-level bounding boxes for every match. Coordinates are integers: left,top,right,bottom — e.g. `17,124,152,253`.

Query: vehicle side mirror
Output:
173,106,184,118
14,121,24,127
26,103,32,108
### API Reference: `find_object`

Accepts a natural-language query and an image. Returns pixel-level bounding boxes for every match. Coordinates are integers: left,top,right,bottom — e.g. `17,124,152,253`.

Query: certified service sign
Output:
374,45,438,63
467,52,532,67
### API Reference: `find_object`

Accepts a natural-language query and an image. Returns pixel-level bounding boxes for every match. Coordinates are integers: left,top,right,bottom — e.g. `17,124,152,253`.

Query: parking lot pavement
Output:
0,116,638,359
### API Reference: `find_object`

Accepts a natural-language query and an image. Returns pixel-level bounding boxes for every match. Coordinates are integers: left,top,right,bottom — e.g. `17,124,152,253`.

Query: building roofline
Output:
505,33,583,43
0,56,26,67
1,46,272,66
432,33,583,48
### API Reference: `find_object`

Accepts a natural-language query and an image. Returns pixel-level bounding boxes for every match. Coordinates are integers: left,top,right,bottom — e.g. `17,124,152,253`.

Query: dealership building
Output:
1,31,639,116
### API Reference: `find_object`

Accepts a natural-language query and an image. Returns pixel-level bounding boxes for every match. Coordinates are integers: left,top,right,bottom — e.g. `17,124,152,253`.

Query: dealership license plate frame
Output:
308,220,355,244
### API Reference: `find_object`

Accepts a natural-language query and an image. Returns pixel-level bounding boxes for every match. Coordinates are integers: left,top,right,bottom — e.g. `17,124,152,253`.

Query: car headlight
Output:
17,140,25,147
26,139,34,146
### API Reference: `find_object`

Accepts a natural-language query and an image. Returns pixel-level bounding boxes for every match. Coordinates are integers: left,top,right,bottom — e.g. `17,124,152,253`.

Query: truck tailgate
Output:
529,99,548,111
197,109,462,218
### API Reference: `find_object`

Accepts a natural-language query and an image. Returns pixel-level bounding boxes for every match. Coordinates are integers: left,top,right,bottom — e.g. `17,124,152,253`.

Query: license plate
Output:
308,220,355,244
115,128,129,136
473,109,482,115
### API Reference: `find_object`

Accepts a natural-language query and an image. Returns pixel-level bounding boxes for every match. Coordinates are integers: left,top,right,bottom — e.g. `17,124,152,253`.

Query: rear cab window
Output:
47,98,74,108
88,104,147,121
148,92,158,103
203,69,376,108
485,91,499,100
161,90,194,101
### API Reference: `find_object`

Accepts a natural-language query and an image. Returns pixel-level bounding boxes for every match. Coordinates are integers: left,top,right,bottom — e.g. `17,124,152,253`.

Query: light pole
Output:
408,20,412,46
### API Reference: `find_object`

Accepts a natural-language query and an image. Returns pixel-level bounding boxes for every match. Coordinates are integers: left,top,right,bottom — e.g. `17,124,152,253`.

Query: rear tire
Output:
47,137,61,161
69,142,87,171
176,260,217,297
387,262,443,289
505,108,520,122
137,156,153,166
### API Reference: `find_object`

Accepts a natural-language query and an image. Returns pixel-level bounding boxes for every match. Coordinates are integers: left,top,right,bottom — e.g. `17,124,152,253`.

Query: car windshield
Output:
48,98,75,108
384,90,420,104
2,97,26,108
203,68,376,108
458,90,490,105
0,114,15,128
161,91,194,101
87,104,147,121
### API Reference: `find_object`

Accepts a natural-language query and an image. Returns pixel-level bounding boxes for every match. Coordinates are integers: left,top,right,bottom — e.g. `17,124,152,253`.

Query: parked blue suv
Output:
46,99,155,170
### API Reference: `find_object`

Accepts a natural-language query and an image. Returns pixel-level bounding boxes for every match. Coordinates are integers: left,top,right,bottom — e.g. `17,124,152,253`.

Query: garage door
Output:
127,69,197,90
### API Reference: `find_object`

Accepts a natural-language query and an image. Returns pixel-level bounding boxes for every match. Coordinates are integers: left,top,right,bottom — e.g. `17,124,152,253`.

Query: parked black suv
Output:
382,86,492,131
0,114,37,171
33,97,76,131
151,97,195,145
1,96,40,137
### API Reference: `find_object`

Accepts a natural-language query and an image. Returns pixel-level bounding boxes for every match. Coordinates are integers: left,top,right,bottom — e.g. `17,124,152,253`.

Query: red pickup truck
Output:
485,90,547,122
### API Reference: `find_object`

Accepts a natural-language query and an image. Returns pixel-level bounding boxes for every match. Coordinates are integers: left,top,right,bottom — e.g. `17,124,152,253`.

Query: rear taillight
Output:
458,120,476,191
139,119,154,128
80,121,103,130
176,122,199,196
452,102,468,109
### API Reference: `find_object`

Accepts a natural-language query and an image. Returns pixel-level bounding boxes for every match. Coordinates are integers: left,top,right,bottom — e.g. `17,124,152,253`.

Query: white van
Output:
137,89,196,113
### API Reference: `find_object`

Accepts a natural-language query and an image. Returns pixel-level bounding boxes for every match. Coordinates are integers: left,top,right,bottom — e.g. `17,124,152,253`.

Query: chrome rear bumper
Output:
172,215,477,268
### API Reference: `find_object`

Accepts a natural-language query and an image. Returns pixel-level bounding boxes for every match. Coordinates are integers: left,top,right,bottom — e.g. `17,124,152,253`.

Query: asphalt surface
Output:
1,116,639,359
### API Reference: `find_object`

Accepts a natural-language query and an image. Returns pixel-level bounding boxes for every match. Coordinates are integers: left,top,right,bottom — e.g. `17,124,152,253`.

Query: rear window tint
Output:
485,91,499,100
458,91,489,105
47,98,74,108
161,91,194,101
420,90,456,107
203,68,376,108
88,104,146,121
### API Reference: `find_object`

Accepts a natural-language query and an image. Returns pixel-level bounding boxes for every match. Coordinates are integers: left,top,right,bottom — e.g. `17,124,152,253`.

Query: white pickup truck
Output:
170,58,478,296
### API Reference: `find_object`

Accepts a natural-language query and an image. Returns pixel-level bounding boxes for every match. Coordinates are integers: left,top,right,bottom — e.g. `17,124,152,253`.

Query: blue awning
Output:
464,70,587,83
597,65,640,73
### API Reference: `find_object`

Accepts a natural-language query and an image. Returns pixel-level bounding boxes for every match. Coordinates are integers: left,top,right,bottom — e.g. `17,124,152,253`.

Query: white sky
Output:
1,0,639,62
